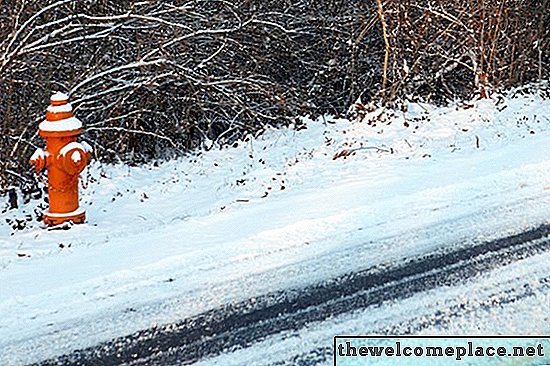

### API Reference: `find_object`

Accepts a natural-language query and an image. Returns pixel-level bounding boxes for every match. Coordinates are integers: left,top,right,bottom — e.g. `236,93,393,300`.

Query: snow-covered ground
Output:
1,84,550,365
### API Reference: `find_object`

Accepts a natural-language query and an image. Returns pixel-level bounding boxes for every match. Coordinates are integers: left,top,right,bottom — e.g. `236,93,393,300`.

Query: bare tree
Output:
0,0,547,197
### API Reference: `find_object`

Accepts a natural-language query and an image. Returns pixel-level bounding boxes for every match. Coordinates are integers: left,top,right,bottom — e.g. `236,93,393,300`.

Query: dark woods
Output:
0,0,548,194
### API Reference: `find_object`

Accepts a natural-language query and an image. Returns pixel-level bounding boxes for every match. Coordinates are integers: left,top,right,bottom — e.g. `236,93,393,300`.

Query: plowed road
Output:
34,224,550,366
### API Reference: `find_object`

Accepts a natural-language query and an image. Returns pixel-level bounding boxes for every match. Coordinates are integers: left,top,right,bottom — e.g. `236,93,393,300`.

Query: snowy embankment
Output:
1,85,550,365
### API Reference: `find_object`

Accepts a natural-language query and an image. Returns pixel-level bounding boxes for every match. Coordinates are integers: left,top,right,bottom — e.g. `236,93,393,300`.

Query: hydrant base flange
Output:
43,208,86,226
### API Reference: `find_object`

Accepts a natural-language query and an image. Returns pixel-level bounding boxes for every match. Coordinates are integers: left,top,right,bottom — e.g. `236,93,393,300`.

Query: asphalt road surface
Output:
32,223,550,366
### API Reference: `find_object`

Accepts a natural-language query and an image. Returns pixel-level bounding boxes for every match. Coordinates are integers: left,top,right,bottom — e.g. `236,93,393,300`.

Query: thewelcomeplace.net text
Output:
336,340,545,361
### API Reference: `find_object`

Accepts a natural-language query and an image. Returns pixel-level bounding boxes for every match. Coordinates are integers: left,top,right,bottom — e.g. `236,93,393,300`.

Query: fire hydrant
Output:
30,92,92,226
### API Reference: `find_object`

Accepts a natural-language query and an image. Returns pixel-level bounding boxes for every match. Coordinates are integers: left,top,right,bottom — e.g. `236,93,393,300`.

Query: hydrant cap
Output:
40,91,82,134
51,92,69,106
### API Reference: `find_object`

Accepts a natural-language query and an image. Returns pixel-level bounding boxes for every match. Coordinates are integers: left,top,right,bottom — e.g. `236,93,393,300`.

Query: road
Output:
34,224,550,366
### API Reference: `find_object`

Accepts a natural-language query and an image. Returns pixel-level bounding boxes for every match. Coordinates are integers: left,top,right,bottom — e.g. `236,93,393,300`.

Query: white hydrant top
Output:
50,91,69,103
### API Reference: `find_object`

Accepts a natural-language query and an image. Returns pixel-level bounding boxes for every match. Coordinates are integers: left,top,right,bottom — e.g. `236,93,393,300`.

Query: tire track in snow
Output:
34,224,550,366
271,274,550,366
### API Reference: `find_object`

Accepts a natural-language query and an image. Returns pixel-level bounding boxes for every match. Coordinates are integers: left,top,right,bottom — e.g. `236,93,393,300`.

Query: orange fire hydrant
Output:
30,92,92,226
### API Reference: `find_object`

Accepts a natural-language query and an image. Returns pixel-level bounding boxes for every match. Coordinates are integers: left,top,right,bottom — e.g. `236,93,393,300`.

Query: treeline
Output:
0,0,547,195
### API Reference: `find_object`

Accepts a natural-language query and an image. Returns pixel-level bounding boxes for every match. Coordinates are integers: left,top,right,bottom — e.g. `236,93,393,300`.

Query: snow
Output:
39,116,82,132
197,251,550,366
81,140,93,153
71,151,81,163
50,92,69,102
59,141,86,158
29,148,47,162
47,103,73,113
1,84,550,365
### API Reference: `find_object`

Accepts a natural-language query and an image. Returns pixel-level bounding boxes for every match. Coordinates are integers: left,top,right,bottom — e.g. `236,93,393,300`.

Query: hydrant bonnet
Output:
40,93,82,134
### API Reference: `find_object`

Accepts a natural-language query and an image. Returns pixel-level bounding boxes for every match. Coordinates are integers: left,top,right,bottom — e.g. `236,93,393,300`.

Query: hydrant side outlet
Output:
30,92,92,226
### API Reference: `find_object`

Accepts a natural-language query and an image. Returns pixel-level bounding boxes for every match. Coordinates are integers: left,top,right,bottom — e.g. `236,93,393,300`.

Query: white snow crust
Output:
50,92,69,102
47,103,73,113
39,116,82,132
30,148,47,162
59,141,86,157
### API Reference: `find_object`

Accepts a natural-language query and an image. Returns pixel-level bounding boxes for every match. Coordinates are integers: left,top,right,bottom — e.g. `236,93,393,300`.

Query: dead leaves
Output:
332,149,356,160
332,146,393,160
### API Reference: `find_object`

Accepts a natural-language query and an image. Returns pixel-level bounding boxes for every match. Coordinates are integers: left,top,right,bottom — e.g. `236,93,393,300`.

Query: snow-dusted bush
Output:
374,0,548,104
0,0,547,195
